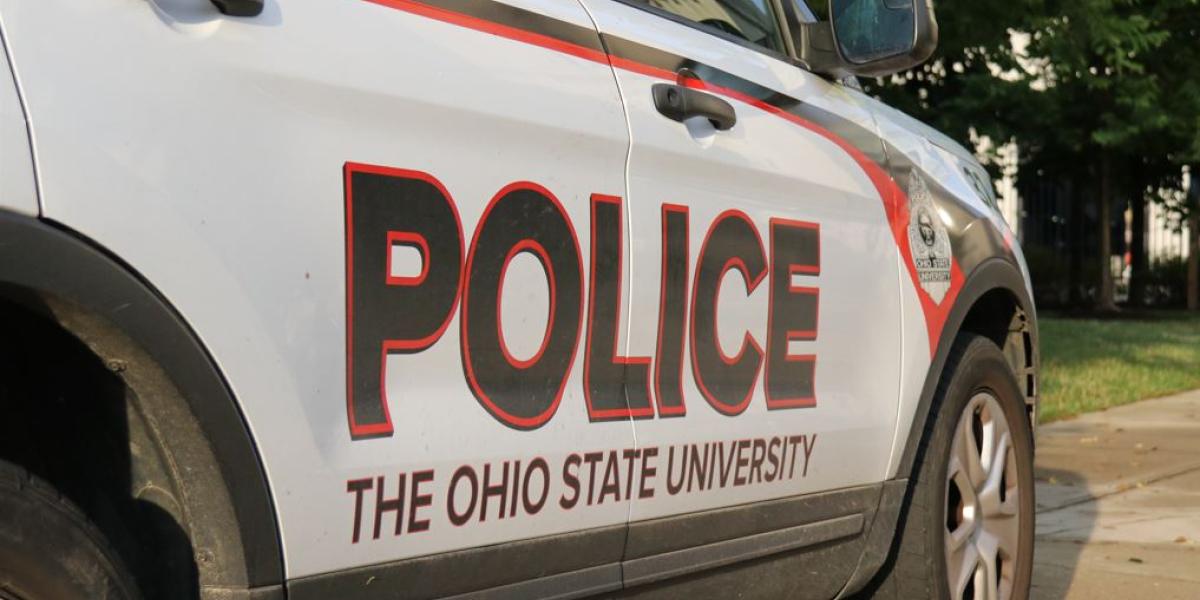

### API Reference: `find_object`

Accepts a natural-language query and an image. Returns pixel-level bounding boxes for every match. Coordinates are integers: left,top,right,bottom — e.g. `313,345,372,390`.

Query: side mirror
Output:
829,0,937,76
795,0,937,78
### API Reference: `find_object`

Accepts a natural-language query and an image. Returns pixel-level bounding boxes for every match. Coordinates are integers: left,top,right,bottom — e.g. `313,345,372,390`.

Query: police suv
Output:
0,0,1037,598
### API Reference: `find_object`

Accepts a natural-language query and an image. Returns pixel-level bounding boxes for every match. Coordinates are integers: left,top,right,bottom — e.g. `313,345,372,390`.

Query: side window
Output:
799,0,827,21
646,0,787,53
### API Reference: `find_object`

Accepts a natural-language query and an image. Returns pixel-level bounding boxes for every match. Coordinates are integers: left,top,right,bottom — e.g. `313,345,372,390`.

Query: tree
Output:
1189,182,1200,310
1019,0,1181,311
1146,1,1200,309
867,2,1037,161
1109,0,1200,307
871,0,1200,311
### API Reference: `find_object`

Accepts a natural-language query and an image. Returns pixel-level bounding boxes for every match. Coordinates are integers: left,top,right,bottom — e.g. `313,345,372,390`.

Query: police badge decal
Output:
906,168,952,304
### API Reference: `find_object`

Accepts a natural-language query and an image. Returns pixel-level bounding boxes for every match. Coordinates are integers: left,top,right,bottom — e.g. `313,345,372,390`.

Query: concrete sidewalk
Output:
1032,390,1200,599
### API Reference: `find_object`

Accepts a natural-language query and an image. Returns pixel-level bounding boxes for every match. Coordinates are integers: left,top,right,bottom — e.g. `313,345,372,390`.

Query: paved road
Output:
1032,390,1200,599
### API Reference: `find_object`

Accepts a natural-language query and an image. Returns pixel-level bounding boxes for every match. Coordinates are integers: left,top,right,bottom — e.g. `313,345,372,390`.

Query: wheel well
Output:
0,291,257,599
843,280,1041,597
957,287,1039,426
0,211,282,597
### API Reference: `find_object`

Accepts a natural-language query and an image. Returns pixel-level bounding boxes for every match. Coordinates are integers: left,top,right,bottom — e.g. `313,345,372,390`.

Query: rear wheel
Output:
0,459,140,600
868,334,1034,600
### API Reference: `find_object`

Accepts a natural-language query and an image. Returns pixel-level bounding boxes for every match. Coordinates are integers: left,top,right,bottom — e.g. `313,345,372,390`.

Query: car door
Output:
0,0,636,594
575,0,907,581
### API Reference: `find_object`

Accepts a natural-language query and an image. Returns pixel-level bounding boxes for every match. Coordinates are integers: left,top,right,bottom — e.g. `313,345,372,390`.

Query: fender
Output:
837,256,1038,598
0,27,39,216
0,209,284,591
901,256,1038,476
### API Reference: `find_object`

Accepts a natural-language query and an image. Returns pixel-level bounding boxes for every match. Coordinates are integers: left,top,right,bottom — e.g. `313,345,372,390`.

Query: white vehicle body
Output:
0,0,1038,598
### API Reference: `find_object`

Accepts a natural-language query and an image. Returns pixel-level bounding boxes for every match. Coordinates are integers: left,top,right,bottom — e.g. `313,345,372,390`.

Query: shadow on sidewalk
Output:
1030,464,1096,599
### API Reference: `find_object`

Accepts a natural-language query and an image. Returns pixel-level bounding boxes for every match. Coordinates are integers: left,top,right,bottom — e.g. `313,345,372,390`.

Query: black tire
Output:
865,334,1035,599
0,459,141,600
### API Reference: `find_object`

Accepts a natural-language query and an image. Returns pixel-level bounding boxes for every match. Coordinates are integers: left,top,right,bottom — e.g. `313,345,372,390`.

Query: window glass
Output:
800,0,828,21
647,0,787,53
831,0,915,63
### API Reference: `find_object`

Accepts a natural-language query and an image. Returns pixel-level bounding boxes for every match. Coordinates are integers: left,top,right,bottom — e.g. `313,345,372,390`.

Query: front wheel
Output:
868,334,1035,600
0,460,141,600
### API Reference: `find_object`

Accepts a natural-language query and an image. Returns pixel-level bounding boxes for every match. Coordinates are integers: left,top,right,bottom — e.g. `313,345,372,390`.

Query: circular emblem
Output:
906,169,952,304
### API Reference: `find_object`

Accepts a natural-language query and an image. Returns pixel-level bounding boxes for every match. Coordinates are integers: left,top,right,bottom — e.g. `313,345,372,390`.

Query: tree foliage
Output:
866,0,1200,309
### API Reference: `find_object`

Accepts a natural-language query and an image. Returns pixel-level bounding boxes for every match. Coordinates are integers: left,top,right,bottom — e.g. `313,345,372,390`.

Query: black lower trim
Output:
445,564,622,600
289,485,881,599
0,211,284,588
624,483,878,559
288,524,627,600
623,514,863,587
837,478,906,597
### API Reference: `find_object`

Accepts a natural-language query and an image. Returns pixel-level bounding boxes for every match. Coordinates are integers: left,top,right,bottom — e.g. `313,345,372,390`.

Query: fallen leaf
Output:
1175,536,1188,544
1129,557,1144,564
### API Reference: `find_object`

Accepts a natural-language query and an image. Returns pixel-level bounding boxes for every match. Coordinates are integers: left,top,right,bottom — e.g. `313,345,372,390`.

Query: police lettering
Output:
344,163,820,436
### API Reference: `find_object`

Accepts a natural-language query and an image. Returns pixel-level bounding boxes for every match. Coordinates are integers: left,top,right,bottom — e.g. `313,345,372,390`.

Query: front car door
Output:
575,0,909,593
0,0,636,594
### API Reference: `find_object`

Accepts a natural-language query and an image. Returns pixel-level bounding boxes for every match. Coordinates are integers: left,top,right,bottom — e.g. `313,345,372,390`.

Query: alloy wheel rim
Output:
945,392,1021,600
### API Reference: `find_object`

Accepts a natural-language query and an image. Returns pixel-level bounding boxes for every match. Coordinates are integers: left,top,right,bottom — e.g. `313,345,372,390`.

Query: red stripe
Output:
364,0,610,65
362,0,961,356
607,54,677,81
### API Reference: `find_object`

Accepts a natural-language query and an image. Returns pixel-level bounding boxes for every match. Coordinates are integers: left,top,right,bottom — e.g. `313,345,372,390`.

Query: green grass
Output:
1039,312,1200,422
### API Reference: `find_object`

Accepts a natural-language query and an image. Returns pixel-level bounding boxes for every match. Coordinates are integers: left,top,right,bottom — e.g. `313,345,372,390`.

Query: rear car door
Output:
575,0,908,588
0,0,635,594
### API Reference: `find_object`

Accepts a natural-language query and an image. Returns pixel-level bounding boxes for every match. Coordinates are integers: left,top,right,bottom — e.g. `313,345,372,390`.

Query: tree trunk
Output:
1068,180,1084,306
1189,216,1199,310
1129,191,1148,307
1189,169,1199,310
1097,154,1119,312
